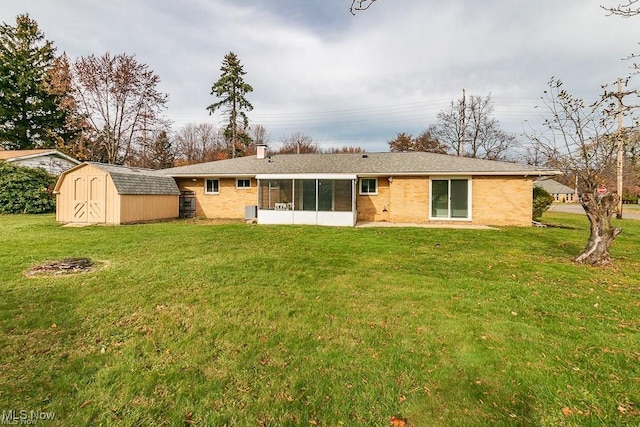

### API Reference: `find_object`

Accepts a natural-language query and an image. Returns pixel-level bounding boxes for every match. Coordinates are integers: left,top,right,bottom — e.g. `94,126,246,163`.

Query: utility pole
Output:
460,88,466,157
616,78,624,219
602,77,638,219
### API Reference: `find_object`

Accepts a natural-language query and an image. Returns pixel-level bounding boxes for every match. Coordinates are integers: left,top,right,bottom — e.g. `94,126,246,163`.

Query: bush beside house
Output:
532,186,554,221
0,161,56,214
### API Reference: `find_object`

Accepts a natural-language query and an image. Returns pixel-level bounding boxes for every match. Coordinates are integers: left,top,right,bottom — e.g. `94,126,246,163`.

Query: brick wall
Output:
357,175,533,226
472,176,534,226
357,178,390,222
389,176,430,223
176,175,534,226
176,178,257,219
357,176,430,223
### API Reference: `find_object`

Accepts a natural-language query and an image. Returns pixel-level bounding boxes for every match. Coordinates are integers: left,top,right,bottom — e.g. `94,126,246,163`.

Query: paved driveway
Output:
548,203,640,220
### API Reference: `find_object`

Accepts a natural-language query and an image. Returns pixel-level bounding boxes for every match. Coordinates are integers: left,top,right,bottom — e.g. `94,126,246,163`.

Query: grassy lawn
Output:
1,213,639,426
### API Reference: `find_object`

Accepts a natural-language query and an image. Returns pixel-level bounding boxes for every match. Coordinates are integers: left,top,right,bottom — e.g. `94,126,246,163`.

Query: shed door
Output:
72,175,106,223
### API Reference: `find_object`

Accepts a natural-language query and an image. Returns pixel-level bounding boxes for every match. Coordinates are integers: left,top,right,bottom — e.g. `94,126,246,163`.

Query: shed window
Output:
360,178,377,195
237,179,251,189
205,179,219,194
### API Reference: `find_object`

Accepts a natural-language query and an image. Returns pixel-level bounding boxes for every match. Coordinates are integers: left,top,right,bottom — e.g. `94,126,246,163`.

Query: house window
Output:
430,178,471,220
360,178,377,195
205,179,219,194
236,179,251,189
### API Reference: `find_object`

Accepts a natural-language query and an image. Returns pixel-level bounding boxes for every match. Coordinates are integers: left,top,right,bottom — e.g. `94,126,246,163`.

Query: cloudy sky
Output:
2,0,640,152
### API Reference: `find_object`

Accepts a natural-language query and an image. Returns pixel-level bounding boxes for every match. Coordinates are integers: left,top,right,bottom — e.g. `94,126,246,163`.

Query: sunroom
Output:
256,174,357,226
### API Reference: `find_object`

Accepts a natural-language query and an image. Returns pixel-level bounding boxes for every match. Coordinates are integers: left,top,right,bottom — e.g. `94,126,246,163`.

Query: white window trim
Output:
236,178,251,189
359,178,378,195
429,176,473,221
204,178,220,195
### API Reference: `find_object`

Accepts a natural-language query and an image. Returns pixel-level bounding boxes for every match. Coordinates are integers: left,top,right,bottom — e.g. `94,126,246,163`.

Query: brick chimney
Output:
256,144,267,159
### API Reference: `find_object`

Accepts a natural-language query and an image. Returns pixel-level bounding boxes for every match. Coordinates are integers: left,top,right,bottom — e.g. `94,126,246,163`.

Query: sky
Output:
2,0,640,153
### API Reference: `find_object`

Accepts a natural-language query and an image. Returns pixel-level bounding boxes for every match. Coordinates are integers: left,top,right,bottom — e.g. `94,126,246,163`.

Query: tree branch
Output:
601,0,640,17
350,0,377,15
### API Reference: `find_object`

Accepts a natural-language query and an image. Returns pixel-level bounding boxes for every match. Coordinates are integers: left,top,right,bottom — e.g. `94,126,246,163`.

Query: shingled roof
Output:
84,162,180,195
0,149,79,164
160,152,559,177
534,178,576,194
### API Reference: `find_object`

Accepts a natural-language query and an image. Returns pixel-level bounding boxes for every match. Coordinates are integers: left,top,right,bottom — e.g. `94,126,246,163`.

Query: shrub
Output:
0,161,56,214
532,186,554,221
622,193,639,204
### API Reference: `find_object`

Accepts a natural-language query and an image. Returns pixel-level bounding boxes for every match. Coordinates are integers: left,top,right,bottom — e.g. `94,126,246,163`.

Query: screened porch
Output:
256,175,357,226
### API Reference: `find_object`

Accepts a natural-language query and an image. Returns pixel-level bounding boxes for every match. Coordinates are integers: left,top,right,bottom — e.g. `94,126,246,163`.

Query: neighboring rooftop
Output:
160,152,560,177
534,178,576,194
0,149,79,163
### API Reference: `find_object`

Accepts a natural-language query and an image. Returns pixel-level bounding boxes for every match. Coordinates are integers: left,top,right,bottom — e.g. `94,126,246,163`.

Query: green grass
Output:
1,213,639,426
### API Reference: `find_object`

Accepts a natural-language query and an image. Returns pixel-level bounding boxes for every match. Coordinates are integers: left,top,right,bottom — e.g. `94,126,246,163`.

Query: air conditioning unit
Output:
244,205,258,220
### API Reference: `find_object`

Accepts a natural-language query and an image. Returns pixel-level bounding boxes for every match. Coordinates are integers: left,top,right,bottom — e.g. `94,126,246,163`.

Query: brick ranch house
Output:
158,147,559,227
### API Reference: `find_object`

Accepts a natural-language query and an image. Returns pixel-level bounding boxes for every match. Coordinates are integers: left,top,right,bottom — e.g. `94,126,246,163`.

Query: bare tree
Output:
71,52,169,164
249,124,271,146
325,146,365,153
430,97,466,156
528,78,621,266
430,93,518,160
174,123,225,165
277,133,317,154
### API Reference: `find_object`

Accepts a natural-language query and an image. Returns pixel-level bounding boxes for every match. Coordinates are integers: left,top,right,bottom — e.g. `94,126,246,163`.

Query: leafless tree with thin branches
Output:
71,52,168,165
527,78,621,266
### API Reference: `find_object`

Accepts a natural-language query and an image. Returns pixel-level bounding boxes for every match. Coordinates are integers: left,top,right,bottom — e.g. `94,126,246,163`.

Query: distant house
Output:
0,149,79,175
54,162,180,225
534,178,578,203
158,147,560,227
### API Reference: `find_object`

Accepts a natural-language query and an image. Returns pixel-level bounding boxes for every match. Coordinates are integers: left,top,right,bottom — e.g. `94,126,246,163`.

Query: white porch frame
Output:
256,174,358,226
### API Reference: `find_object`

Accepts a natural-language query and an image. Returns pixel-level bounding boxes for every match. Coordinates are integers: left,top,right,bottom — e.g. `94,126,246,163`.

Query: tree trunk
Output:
575,191,622,266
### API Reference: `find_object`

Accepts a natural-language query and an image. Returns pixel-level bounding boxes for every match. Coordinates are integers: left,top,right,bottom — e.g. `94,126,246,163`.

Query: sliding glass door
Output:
430,178,470,220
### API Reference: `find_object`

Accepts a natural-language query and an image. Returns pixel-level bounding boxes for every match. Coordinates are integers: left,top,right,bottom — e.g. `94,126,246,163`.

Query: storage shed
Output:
54,162,180,224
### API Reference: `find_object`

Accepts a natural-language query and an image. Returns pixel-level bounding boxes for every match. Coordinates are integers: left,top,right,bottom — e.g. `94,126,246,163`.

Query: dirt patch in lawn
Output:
25,257,106,277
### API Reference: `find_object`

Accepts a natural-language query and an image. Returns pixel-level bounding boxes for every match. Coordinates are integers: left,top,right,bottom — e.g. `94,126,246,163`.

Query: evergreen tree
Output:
207,52,253,158
0,15,71,149
141,130,175,169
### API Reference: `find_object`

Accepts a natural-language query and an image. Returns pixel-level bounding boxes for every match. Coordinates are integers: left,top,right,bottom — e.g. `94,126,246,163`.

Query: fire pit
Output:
25,257,97,277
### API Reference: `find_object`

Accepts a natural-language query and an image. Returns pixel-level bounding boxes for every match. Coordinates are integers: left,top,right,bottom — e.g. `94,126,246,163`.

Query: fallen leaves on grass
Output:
390,415,408,426
185,411,195,425
617,402,639,416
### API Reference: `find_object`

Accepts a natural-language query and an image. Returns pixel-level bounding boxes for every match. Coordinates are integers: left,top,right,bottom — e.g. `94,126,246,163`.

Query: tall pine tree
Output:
0,15,72,149
207,52,253,158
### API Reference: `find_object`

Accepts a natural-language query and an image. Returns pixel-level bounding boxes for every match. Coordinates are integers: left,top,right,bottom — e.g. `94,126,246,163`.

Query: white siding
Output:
13,154,78,175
